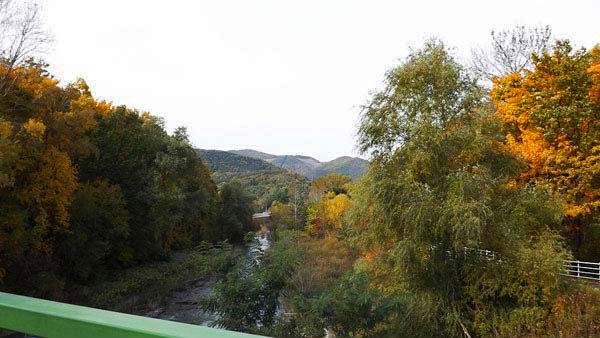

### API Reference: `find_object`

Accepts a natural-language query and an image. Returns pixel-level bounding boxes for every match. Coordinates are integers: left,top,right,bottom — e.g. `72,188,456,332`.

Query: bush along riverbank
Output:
201,230,302,335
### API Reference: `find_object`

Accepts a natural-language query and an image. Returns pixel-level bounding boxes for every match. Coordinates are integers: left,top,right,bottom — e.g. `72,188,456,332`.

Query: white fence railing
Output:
459,246,599,283
561,260,600,282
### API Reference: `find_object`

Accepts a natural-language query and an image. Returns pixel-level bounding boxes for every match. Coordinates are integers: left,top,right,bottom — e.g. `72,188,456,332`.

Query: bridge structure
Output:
252,211,271,219
0,292,265,338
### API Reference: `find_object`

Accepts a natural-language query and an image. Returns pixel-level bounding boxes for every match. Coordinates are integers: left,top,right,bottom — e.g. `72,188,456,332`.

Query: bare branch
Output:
0,0,52,96
471,25,552,86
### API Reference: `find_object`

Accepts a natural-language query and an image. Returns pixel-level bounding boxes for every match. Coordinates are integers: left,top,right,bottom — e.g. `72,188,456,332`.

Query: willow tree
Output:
352,40,569,337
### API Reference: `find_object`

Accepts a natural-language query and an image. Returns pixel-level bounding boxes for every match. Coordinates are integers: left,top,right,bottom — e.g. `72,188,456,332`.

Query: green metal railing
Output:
0,292,264,338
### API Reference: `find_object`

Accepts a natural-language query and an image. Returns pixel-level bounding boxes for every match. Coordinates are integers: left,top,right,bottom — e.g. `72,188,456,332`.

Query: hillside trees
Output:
270,201,295,229
0,64,93,295
0,60,223,296
77,109,221,260
199,149,311,215
351,41,571,337
308,173,351,199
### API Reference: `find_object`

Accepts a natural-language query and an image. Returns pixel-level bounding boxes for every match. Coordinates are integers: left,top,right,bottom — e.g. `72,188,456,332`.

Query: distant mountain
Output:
197,149,280,173
197,149,310,210
269,155,321,178
230,149,277,161
314,156,369,179
228,149,369,179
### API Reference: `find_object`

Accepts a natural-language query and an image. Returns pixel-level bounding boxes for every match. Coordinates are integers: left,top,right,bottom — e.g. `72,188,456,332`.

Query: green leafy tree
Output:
58,180,129,281
287,271,400,338
216,180,255,243
267,187,290,207
270,201,295,230
77,108,170,260
202,231,301,333
352,40,570,337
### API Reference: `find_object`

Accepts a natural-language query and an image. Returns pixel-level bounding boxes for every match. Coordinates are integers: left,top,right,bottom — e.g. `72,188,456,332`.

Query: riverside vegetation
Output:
0,3,599,336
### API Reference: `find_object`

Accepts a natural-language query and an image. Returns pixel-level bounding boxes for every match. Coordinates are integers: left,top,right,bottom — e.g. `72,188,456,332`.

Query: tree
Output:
358,40,483,157
492,41,600,260
202,231,301,333
153,127,219,250
270,201,294,229
353,41,570,337
58,180,129,281
76,107,169,260
306,191,353,237
0,62,84,296
266,187,290,207
287,271,400,338
308,173,351,200
216,180,255,243
472,25,552,83
0,59,223,296
0,0,51,96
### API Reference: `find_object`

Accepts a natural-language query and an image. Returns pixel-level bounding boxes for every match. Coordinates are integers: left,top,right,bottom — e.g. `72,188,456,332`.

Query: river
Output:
144,230,272,326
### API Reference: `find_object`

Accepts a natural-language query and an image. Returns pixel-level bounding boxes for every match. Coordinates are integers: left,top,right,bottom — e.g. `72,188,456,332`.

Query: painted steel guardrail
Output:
0,292,265,338
561,260,600,282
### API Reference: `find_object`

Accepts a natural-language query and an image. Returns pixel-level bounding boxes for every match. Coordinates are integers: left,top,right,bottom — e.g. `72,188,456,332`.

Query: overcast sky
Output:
44,0,600,161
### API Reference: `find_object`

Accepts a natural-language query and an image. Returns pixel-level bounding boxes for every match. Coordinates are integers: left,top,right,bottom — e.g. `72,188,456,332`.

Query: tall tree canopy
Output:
216,180,255,243
492,41,600,260
351,41,570,337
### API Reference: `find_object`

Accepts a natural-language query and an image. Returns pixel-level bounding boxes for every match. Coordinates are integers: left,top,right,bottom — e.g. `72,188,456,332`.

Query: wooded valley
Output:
0,2,599,337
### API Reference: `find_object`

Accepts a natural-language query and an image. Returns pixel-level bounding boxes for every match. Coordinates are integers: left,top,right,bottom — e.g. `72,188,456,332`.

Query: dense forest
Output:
0,2,599,337
0,65,259,298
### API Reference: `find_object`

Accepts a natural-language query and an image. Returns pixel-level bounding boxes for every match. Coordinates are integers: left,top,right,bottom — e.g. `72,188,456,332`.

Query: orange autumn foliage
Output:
492,41,600,259
589,61,600,104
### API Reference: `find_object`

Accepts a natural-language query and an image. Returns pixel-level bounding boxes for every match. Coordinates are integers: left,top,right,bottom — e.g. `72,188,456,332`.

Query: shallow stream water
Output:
144,230,272,326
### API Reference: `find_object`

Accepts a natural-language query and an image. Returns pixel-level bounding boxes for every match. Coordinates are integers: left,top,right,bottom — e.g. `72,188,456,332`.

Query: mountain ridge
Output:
229,149,368,179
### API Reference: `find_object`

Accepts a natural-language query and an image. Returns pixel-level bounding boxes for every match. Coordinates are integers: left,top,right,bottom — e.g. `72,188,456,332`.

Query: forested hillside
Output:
230,149,369,179
197,149,281,173
313,156,368,179
229,149,276,160
198,149,310,211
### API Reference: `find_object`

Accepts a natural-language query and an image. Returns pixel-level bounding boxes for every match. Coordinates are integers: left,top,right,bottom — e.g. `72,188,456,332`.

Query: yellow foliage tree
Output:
0,62,105,291
322,193,352,230
307,191,353,236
